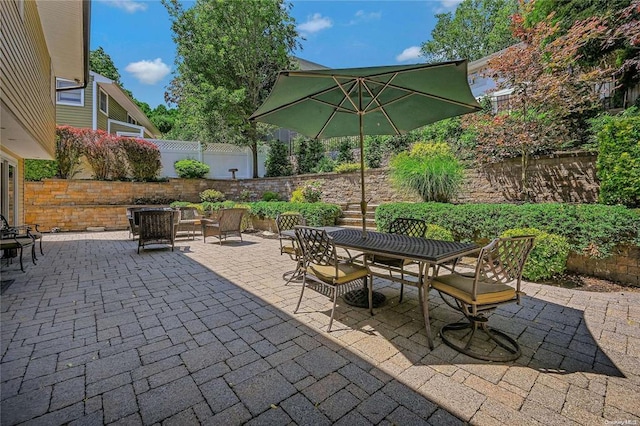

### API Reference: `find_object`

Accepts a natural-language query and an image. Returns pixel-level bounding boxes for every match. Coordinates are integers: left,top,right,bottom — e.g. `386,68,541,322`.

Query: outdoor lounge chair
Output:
431,235,535,361
176,206,202,240
369,217,427,303
137,209,178,253
201,208,247,245
294,226,373,331
276,213,305,285
1,229,36,272
126,207,145,240
1,214,43,257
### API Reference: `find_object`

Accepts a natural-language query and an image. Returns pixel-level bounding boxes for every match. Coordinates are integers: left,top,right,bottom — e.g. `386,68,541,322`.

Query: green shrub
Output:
174,158,210,178
334,163,362,174
262,191,281,202
180,200,341,227
302,181,322,202
364,135,385,168
375,202,639,259
55,126,85,179
25,160,58,181
336,139,354,164
595,109,640,208
296,137,324,174
425,224,454,241
500,228,570,281
200,189,226,202
312,156,335,173
290,188,305,203
265,141,293,177
389,142,464,202
248,201,342,226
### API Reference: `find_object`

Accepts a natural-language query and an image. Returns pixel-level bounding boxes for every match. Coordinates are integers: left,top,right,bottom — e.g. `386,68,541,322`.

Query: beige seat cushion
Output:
371,255,411,267
431,273,516,305
310,263,369,285
282,245,300,256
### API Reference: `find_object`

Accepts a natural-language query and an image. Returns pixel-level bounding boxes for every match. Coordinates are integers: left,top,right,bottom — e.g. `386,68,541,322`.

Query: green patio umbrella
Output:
250,60,481,236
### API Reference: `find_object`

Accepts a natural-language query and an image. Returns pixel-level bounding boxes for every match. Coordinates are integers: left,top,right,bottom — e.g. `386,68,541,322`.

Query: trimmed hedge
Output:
501,228,570,281
375,202,639,259
171,201,342,227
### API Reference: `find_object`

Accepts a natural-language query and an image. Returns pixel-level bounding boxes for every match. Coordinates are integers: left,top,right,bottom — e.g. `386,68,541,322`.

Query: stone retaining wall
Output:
24,151,638,285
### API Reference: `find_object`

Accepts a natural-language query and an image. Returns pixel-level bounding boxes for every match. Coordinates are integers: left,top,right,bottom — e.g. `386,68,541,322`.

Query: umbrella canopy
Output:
250,60,481,235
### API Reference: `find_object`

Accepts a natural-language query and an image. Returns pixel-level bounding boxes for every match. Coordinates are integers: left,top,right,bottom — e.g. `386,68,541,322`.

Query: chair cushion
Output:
310,263,369,285
431,273,516,305
282,245,299,256
370,255,411,267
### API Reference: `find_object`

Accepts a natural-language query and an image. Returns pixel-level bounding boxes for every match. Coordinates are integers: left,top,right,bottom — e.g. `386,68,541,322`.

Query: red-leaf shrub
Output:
55,126,84,179
80,129,119,180
118,138,161,181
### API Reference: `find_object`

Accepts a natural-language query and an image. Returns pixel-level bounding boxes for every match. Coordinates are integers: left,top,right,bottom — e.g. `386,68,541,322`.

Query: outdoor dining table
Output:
287,226,480,349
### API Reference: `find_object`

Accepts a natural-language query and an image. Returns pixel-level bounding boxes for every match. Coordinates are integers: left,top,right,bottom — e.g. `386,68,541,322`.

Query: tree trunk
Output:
520,150,529,202
248,122,259,178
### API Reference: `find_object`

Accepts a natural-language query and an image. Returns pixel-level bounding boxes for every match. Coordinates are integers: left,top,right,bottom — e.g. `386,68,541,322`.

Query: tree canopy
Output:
89,47,122,83
421,0,519,62
163,0,299,177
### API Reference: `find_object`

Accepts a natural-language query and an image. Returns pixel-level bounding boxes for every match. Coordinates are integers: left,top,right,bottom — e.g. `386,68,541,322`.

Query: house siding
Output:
108,97,128,123
56,75,94,128
0,0,56,157
110,122,143,136
97,107,108,131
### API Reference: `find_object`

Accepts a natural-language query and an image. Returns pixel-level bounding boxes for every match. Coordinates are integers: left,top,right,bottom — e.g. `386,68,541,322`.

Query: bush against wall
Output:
24,160,58,181
174,158,210,179
296,137,324,174
79,129,122,180
501,228,570,281
264,140,293,177
375,202,639,259
389,142,464,202
119,138,162,181
595,108,640,208
55,126,85,178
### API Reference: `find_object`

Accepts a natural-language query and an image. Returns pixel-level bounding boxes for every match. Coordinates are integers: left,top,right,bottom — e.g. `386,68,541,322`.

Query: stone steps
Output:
337,203,378,228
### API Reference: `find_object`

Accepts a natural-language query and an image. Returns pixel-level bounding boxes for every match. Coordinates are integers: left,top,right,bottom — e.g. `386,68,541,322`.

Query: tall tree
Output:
89,47,122,83
163,0,299,178
463,2,613,200
421,0,519,62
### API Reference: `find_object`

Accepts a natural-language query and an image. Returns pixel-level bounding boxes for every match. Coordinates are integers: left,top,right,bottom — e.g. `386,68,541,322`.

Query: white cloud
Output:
99,0,148,13
297,13,332,34
125,58,170,85
350,10,382,24
435,0,463,13
396,46,423,62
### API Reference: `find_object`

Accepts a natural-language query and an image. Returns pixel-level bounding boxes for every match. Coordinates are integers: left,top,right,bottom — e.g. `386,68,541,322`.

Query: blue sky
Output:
91,0,462,108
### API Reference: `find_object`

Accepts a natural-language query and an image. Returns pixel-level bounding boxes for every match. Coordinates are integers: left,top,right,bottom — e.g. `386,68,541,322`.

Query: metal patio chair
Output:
276,213,305,285
431,235,535,362
369,217,427,302
294,226,373,332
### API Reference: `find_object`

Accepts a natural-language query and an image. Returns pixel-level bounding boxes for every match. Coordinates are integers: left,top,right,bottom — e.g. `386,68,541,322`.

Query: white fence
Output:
148,140,267,179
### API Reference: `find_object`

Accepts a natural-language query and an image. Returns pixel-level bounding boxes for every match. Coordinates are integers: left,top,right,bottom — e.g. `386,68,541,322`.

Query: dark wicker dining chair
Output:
275,213,305,285
137,209,177,253
369,217,427,302
294,226,373,332
431,235,535,362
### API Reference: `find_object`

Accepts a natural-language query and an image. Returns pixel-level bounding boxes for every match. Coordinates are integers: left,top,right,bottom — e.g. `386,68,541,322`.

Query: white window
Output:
99,89,108,115
56,79,84,106
127,113,138,125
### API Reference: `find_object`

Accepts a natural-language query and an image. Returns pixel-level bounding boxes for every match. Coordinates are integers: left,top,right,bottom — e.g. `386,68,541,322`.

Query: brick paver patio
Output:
1,230,639,425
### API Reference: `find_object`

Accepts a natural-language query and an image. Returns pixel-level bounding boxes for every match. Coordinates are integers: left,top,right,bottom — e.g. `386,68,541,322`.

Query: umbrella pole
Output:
359,111,367,238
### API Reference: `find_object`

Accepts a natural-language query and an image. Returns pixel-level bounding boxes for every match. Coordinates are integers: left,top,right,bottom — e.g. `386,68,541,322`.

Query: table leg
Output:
419,262,434,350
